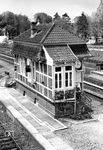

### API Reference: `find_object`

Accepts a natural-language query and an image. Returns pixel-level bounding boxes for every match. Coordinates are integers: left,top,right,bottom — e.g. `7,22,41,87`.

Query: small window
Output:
36,62,39,71
48,65,52,76
55,67,61,72
100,64,103,70
40,63,43,73
65,66,72,71
65,73,68,87
44,64,47,74
70,72,72,86
55,74,58,88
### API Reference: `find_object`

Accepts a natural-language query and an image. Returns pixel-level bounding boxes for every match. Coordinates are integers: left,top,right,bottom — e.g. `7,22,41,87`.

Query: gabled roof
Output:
14,23,85,45
45,45,77,64
43,24,85,45
13,22,89,63
14,24,52,44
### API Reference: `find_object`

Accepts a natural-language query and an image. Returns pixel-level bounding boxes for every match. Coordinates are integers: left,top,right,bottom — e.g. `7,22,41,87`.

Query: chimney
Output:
30,22,37,38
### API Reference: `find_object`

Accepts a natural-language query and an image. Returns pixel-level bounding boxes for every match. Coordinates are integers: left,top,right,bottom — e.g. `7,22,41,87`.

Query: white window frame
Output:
65,65,73,88
35,62,53,99
55,67,62,89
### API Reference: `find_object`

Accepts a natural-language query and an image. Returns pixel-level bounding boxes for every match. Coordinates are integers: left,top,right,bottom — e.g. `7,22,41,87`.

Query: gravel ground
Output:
55,119,103,150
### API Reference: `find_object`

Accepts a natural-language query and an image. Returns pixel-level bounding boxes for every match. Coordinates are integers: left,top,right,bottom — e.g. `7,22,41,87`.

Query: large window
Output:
65,66,72,87
35,62,53,100
55,67,62,89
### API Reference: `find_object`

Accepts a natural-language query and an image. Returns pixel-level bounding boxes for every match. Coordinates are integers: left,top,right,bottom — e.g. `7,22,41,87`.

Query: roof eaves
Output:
14,40,41,47
67,44,78,61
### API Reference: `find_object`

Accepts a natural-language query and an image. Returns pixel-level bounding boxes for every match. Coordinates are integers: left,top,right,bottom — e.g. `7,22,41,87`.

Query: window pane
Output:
44,76,47,86
59,74,62,88
65,66,72,71
70,72,72,86
65,73,68,87
39,85,42,94
44,64,47,74
55,74,58,88
55,67,61,72
36,62,39,71
48,78,52,89
55,74,57,80
44,88,47,96
36,72,39,82
49,90,52,99
48,65,52,76
65,72,68,79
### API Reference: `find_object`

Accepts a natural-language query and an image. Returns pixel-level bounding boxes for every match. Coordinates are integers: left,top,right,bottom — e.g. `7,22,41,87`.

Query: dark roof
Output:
45,45,77,64
14,23,85,45
87,50,103,63
13,22,89,63
13,43,40,60
69,44,91,59
14,24,52,44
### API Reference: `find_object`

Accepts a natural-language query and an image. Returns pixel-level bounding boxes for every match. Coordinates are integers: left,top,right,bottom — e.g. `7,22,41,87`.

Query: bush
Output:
55,91,64,100
65,89,74,99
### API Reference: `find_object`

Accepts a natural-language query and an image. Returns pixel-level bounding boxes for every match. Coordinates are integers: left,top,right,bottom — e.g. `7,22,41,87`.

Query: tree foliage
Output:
53,12,73,33
75,12,90,40
0,11,30,39
53,12,61,20
34,13,52,24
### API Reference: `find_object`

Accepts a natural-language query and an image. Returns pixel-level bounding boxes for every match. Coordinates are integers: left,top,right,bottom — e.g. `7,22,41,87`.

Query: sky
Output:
0,0,100,20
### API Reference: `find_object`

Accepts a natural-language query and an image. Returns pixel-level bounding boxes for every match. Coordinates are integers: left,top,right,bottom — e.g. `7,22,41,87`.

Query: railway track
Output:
0,53,14,64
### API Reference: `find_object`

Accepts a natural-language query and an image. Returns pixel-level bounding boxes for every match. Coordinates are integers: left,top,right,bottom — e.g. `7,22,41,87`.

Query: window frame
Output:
55,67,62,89
65,65,73,88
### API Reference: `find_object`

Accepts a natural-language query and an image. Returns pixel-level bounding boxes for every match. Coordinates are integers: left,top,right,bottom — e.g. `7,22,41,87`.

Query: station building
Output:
12,22,90,118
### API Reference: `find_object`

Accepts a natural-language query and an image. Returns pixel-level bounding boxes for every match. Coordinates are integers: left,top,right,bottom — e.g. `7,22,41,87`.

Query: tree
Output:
62,13,71,23
16,14,30,34
91,21,100,43
53,12,61,20
34,13,52,24
0,11,30,39
76,12,90,40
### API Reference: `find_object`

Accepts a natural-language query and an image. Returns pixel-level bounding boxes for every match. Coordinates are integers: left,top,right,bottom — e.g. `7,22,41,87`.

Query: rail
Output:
0,53,14,64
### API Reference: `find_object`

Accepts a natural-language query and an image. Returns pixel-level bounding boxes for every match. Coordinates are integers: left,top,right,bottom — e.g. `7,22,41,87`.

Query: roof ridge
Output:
40,23,55,43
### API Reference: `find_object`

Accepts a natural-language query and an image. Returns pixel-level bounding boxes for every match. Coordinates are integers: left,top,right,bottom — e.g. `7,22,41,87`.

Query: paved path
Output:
0,87,73,150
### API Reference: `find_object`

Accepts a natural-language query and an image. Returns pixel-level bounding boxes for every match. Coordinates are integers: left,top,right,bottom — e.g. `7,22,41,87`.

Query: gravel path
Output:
55,120,103,150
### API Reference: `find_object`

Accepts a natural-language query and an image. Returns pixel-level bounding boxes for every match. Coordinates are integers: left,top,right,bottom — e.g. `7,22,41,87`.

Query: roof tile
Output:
44,24,85,45
45,45,77,64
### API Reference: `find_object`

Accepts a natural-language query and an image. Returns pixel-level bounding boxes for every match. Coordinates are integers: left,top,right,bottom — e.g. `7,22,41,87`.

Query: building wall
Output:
14,54,84,117
16,81,55,116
